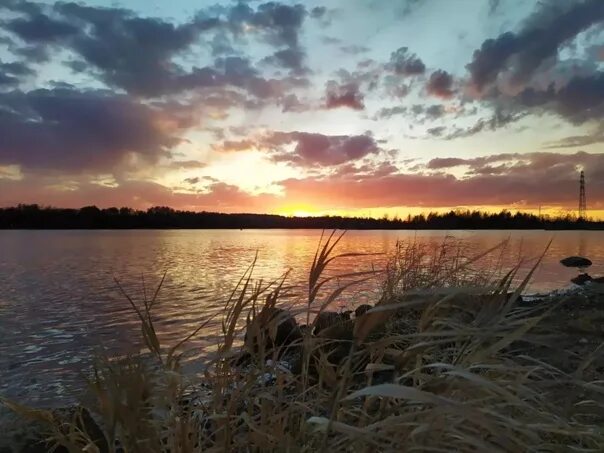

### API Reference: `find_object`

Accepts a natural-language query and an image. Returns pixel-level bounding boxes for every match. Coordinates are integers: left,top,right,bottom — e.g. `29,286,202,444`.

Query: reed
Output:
2,232,604,452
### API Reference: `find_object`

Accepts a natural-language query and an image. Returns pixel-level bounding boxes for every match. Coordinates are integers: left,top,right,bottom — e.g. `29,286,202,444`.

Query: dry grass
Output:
2,231,604,452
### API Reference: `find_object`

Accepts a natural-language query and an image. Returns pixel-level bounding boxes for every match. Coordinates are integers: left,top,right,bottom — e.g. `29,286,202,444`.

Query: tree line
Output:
0,204,601,230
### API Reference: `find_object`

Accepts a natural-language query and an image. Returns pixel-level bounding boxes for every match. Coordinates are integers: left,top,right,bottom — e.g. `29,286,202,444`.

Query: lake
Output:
1,229,603,405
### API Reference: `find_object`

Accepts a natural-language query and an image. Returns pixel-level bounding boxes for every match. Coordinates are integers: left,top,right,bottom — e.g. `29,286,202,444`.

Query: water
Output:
0,229,603,405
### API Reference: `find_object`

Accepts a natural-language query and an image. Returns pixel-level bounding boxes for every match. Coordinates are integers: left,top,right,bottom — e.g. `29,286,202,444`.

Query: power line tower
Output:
579,170,586,220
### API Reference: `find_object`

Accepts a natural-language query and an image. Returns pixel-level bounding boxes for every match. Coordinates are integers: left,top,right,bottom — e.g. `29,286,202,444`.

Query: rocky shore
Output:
2,255,604,452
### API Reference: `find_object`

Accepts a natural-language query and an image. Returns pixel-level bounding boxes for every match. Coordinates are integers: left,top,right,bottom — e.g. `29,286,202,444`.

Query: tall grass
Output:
2,232,604,452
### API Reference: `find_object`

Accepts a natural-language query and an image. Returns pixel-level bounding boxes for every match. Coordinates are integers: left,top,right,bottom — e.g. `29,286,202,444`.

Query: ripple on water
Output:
1,229,603,405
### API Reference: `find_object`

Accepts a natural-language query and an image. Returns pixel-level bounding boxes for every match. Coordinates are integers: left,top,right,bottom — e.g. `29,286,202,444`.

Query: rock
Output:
244,307,302,355
571,273,593,286
592,276,604,284
1,406,107,453
317,319,354,341
354,304,373,317
313,311,351,334
560,256,592,268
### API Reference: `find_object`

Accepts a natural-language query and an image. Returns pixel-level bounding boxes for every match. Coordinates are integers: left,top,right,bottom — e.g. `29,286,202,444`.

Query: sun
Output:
277,204,320,217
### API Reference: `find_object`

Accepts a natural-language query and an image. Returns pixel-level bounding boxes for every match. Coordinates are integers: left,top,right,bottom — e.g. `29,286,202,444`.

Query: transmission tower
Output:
579,170,586,220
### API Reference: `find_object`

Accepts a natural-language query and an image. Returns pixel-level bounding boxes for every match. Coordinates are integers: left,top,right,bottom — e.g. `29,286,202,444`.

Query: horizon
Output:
2,203,601,223
0,1,603,219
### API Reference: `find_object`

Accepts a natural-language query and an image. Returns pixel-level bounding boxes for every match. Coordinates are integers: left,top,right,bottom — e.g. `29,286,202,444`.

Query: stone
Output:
244,307,302,355
0,406,107,453
354,304,373,317
560,256,592,268
313,311,351,334
571,273,593,286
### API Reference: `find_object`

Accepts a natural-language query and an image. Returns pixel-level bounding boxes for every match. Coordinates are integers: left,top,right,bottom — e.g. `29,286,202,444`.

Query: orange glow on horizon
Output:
274,205,604,220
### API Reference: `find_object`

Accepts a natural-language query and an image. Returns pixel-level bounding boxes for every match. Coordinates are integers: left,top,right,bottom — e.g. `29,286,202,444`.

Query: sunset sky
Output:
0,0,603,217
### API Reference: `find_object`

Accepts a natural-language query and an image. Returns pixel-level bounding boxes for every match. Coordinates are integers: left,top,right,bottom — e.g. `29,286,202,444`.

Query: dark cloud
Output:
6,10,78,42
0,61,33,77
488,0,502,15
396,0,426,18
228,2,306,48
271,132,379,166
388,47,425,76
426,157,468,169
279,93,308,112
467,0,604,92
227,2,309,72
0,73,18,87
333,160,399,179
310,6,327,19
517,72,604,124
0,60,32,87
425,104,445,118
3,2,213,96
216,131,380,167
426,70,454,98
184,177,200,185
339,44,370,55
324,81,365,110
427,126,446,137
440,110,527,139
2,1,308,98
0,87,188,172
395,104,446,124
264,48,306,74
543,123,604,148
374,106,407,119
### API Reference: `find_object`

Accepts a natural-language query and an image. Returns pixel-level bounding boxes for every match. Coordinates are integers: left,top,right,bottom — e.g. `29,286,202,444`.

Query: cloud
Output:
279,152,604,209
438,110,527,139
374,106,407,119
0,87,189,172
426,157,468,169
6,8,78,42
2,1,308,99
227,2,306,49
426,126,446,137
426,70,454,98
425,104,445,118
426,154,517,170
273,133,378,166
0,60,33,88
225,1,309,72
517,72,604,124
214,139,257,152
215,131,381,167
3,1,214,96
3,151,603,212
263,48,307,74
310,6,327,19
467,0,604,92
488,0,502,15
324,81,365,110
543,123,604,148
388,47,425,76
0,177,280,212
169,160,207,169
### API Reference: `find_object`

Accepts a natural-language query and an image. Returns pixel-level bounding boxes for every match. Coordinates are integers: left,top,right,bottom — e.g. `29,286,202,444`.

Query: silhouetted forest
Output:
0,204,602,230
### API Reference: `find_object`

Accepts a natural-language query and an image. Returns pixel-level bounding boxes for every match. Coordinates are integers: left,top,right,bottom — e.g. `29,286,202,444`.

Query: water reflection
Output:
0,229,603,405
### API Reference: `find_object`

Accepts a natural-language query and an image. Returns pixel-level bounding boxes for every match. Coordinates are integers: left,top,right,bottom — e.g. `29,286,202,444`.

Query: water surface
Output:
1,229,603,405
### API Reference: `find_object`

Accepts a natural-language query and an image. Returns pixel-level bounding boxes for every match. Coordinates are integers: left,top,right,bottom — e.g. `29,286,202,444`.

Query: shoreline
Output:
2,282,604,451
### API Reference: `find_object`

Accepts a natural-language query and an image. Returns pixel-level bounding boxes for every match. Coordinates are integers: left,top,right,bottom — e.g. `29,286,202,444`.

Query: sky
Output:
0,0,603,218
